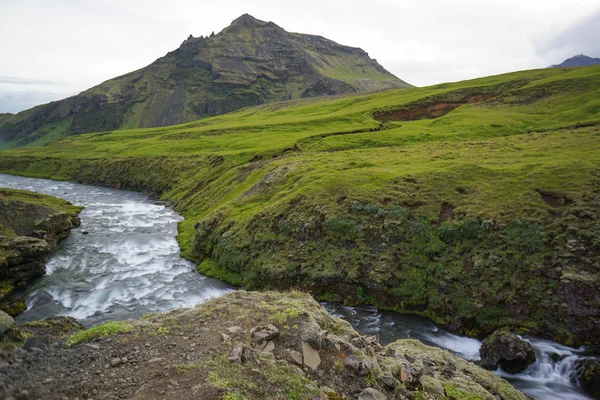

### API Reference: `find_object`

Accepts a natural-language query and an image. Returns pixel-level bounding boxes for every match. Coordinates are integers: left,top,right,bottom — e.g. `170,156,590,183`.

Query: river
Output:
0,173,596,400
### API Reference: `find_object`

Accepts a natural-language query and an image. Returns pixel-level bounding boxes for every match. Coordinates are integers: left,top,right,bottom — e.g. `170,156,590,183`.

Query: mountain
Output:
551,54,600,68
0,14,409,148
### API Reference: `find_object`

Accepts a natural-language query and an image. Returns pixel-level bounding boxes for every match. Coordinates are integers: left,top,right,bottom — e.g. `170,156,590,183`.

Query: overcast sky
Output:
1,0,599,113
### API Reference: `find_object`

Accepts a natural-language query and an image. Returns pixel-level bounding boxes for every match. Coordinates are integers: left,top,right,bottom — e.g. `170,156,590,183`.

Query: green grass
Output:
66,321,132,346
0,188,82,238
1,65,599,345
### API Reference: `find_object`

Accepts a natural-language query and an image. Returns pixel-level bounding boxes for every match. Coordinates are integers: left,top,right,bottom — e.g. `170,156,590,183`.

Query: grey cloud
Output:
0,76,59,86
536,10,600,59
0,90,76,114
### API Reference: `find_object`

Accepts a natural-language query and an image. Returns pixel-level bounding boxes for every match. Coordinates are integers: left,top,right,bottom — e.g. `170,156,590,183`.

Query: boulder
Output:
358,388,387,400
0,310,15,335
344,354,371,376
250,324,279,344
479,330,536,373
576,359,600,399
228,343,244,363
24,336,50,351
302,340,321,370
289,349,303,365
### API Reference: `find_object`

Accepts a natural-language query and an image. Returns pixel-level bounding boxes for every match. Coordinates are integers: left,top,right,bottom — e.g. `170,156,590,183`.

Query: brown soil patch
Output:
373,93,496,122
439,202,454,223
535,189,573,208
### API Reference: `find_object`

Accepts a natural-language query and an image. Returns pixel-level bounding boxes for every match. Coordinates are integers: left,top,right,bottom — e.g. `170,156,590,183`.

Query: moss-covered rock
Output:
0,298,26,317
0,188,82,304
0,310,14,336
479,330,536,373
388,339,527,400
576,359,600,399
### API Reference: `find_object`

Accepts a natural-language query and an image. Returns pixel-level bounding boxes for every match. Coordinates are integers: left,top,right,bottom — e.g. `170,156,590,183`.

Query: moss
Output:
197,259,243,286
175,362,199,374
272,307,303,325
444,384,486,400
0,280,15,299
0,298,26,316
66,321,132,346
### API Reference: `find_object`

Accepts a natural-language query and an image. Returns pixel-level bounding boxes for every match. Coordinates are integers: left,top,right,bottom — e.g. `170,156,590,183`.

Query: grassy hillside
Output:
1,65,599,345
0,189,81,238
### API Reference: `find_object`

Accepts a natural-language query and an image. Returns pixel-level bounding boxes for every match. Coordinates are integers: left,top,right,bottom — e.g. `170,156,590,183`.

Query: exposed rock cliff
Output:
0,189,82,310
0,291,527,399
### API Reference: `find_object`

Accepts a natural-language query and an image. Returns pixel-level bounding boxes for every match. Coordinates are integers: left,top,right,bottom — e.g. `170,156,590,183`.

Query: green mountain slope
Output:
0,14,408,148
1,65,599,346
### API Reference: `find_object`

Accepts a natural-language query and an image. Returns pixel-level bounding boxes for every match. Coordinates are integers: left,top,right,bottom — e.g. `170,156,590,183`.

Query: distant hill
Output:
0,14,409,148
551,54,600,68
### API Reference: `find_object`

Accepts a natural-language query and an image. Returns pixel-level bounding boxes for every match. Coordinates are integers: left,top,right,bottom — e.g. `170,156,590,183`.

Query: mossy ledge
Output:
1,66,599,346
0,290,528,400
0,188,82,311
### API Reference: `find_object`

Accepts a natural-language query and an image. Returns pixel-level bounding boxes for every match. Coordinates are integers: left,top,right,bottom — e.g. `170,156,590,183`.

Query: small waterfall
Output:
323,302,597,399
496,338,594,400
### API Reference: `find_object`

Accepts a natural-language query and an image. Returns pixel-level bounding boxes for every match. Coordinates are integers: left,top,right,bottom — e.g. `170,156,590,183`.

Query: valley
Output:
1,66,598,347
0,10,599,397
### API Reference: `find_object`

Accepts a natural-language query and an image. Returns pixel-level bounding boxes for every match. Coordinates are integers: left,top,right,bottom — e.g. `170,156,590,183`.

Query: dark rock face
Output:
576,359,600,399
479,330,536,373
0,14,410,147
0,195,81,308
0,212,80,282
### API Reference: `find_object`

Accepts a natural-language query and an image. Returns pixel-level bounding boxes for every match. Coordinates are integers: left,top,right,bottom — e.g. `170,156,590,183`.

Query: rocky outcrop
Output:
0,291,528,399
0,311,14,336
0,14,410,148
576,359,600,399
479,330,536,373
0,189,82,309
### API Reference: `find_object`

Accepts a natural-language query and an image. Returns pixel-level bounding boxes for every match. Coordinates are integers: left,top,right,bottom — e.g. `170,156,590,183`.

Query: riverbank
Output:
0,175,233,326
0,66,599,346
0,188,82,313
1,174,597,399
0,290,529,400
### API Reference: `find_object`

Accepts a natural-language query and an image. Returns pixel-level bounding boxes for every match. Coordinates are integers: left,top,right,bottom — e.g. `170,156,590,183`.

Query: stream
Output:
1,173,596,400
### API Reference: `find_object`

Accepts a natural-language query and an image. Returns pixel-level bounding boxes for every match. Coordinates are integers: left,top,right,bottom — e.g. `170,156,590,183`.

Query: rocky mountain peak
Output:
231,13,259,25
0,15,410,147
228,13,274,30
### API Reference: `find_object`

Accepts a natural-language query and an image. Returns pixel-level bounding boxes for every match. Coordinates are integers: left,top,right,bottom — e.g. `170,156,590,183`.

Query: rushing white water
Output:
2,173,597,399
324,303,598,400
0,174,234,326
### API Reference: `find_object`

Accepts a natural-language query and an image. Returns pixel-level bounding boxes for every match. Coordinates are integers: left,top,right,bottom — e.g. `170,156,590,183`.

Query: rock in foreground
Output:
0,188,82,311
0,291,528,399
479,329,536,373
